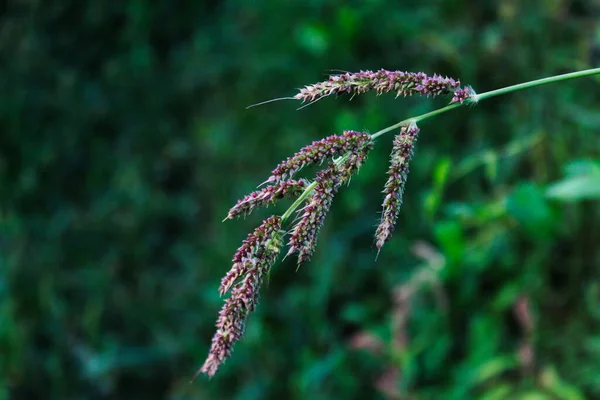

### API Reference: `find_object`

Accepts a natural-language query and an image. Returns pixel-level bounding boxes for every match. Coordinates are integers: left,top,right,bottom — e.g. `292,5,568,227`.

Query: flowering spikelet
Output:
451,85,477,104
294,69,461,103
287,139,373,264
338,139,375,184
375,123,420,251
219,216,282,296
268,130,372,183
200,216,283,377
286,166,340,264
226,179,308,219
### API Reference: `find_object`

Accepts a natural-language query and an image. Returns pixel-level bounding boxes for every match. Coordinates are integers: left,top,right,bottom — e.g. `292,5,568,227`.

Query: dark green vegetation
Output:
1,1,599,399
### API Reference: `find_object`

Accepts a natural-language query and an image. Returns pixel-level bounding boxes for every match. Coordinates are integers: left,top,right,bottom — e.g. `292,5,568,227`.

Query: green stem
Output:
370,103,462,140
281,67,600,224
371,67,600,140
281,154,350,223
476,67,600,101
281,181,317,222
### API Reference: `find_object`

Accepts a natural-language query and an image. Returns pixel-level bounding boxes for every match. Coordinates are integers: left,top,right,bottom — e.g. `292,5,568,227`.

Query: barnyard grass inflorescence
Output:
198,66,519,378
267,130,372,184
226,179,308,220
201,216,284,377
375,123,420,251
451,85,477,104
199,66,600,378
294,69,462,104
286,136,374,265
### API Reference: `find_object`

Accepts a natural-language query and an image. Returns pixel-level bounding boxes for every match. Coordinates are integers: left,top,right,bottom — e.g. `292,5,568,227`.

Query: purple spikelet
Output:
286,166,340,264
418,74,460,97
294,69,462,103
338,139,375,183
226,179,308,219
375,123,419,251
287,138,374,264
451,85,477,104
219,216,282,296
268,130,372,183
200,216,283,378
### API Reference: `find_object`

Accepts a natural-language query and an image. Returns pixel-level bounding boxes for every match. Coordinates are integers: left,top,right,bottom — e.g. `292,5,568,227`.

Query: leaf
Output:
424,156,452,218
479,385,514,400
517,391,553,400
434,220,464,267
507,182,556,239
491,283,521,311
470,355,518,386
539,365,586,400
297,348,344,392
564,159,600,176
483,150,498,182
545,159,600,201
546,175,600,201
294,23,329,55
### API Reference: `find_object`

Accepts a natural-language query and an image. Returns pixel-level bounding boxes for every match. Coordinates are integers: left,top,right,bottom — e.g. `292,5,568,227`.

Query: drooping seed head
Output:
219,215,282,296
375,123,419,251
286,166,340,264
338,139,375,184
200,216,283,378
226,179,308,220
287,137,374,265
268,130,372,183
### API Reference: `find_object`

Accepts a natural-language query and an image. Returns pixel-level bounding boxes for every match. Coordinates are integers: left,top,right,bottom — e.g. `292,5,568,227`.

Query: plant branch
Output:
281,181,317,222
280,67,600,225
476,67,600,102
281,154,350,224
372,67,600,140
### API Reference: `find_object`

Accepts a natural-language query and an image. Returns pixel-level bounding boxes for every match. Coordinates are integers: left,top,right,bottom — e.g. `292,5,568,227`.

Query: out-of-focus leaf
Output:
478,385,514,400
545,160,600,201
564,159,600,176
340,302,370,323
297,348,345,393
491,283,521,311
433,156,452,189
470,355,518,386
546,176,600,200
425,156,452,218
539,365,586,400
467,316,503,365
507,182,556,239
584,283,600,319
335,7,359,38
517,391,553,400
452,132,542,182
483,150,498,182
294,23,329,55
434,220,464,268
563,103,600,129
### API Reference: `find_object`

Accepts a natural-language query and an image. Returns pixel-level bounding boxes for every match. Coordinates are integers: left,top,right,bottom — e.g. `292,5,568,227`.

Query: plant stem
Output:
370,103,462,140
476,67,600,101
281,181,317,222
281,154,349,223
371,67,600,140
280,67,600,224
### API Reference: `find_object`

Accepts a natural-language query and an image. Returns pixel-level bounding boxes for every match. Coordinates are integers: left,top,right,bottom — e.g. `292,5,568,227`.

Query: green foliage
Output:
1,1,599,399
546,159,600,201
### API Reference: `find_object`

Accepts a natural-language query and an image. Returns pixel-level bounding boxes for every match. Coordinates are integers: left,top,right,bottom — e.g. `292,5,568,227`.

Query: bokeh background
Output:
2,1,600,399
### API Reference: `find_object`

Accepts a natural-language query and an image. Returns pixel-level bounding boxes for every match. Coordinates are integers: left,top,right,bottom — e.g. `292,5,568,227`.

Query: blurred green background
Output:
1,1,600,399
